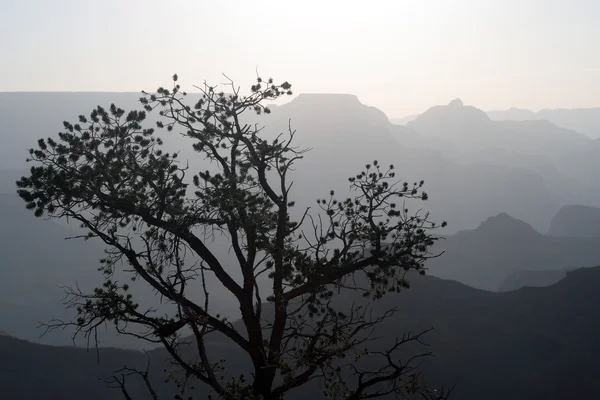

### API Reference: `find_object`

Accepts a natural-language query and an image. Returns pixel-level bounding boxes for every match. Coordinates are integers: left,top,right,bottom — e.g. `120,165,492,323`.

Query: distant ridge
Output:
427,212,600,291
498,269,570,292
548,205,600,238
285,93,390,124
475,212,542,237
488,106,600,138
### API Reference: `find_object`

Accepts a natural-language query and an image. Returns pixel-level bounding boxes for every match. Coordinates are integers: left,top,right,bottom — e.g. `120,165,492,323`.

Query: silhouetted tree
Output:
17,74,449,399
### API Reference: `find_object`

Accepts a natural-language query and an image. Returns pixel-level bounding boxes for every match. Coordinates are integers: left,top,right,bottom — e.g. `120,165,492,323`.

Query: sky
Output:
1,0,599,117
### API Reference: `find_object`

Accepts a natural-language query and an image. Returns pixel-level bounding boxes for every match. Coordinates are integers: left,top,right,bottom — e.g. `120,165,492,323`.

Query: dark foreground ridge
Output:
1,266,599,400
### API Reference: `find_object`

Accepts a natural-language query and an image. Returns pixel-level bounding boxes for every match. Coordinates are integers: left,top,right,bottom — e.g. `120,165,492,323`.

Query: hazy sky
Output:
1,0,599,117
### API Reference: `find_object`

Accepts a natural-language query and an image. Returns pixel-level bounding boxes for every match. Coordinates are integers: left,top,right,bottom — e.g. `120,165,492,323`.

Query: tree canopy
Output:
16,74,449,399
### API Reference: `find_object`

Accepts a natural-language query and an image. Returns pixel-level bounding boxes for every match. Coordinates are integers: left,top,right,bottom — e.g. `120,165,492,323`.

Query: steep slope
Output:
427,213,600,291
548,204,600,237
